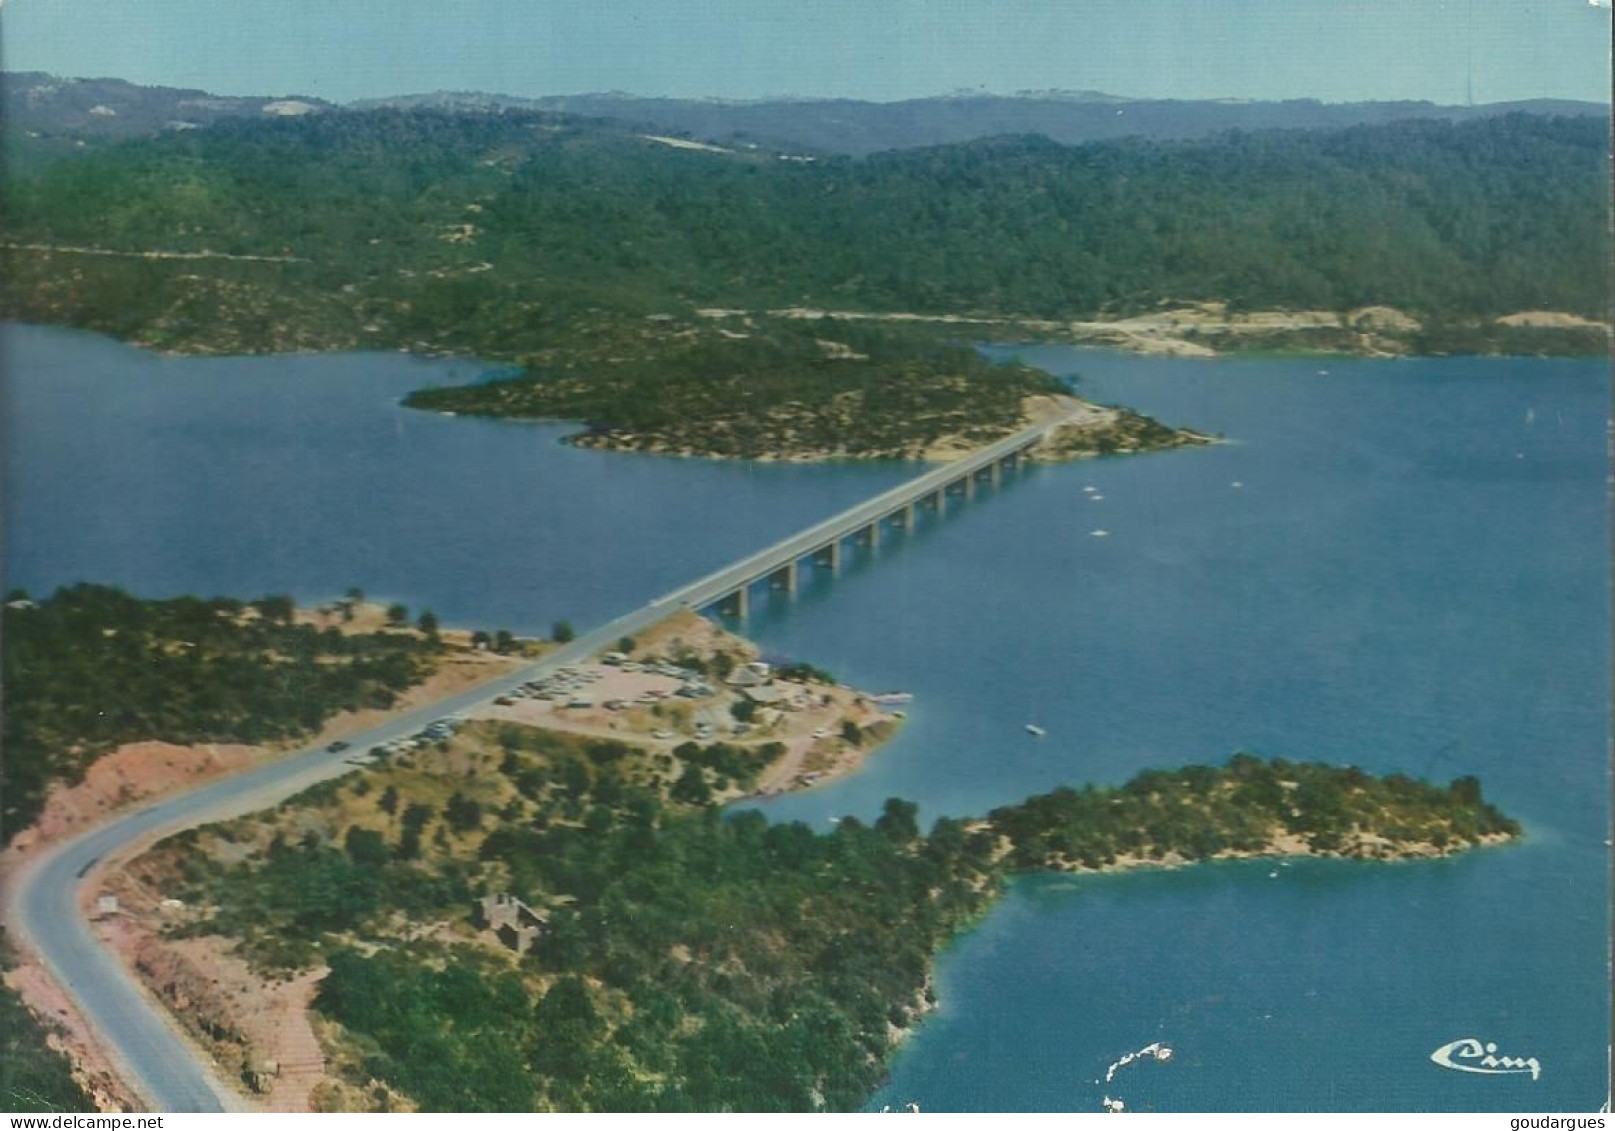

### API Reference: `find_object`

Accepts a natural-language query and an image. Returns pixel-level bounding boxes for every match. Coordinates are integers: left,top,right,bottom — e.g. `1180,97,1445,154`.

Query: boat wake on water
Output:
1098,1040,1174,1113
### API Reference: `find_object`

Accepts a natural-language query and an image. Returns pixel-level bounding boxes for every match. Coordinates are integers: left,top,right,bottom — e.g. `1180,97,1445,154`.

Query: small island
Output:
402,329,1210,463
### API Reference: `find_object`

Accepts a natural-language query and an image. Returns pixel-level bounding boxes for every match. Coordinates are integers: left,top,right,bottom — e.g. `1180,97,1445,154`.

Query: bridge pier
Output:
859,520,881,549
962,474,975,499
726,585,749,618
815,540,842,572
990,460,1002,486
770,560,799,594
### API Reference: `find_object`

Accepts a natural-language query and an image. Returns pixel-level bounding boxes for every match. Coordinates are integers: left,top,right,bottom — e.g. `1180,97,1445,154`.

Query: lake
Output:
3,324,1608,1111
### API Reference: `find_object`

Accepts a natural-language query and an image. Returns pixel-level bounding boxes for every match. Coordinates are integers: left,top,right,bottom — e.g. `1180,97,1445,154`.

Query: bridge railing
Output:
665,412,1068,610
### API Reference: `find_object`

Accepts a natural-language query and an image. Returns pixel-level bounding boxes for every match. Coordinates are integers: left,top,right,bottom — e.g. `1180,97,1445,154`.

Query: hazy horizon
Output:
4,0,1609,107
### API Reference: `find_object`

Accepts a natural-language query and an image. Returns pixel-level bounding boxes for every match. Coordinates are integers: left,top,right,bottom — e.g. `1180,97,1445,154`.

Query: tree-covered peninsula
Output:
0,109,1606,458
122,712,1518,1113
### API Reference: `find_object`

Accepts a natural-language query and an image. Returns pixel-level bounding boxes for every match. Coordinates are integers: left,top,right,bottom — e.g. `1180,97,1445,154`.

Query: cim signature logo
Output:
1431,1037,1542,1081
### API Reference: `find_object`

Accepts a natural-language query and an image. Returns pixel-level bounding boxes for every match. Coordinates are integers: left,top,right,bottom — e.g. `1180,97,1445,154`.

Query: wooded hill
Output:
1,109,1607,360
139,716,1518,1112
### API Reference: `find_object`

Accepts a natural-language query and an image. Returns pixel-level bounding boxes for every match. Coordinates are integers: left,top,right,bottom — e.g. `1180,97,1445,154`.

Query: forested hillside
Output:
136,724,1516,1111
1,109,1607,358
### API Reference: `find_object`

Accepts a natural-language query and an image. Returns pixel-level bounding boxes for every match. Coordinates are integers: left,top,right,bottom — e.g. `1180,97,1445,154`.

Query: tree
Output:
671,764,711,806
875,798,919,843
729,698,756,722
616,636,636,654
396,802,434,860
530,975,602,1083
471,629,491,650
552,620,576,644
385,602,409,627
445,791,483,833
344,825,390,868
494,629,516,654
378,784,400,818
253,594,295,625
416,609,439,637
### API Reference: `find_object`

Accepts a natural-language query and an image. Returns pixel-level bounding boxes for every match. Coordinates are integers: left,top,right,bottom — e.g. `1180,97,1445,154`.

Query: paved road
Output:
5,406,1081,1111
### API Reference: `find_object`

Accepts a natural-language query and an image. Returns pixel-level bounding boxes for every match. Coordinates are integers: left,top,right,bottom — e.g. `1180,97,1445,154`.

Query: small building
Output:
473,893,547,955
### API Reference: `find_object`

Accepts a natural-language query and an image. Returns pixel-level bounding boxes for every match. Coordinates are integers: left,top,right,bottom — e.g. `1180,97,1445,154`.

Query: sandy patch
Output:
641,134,733,154
1349,305,1422,333
3,742,263,858
1495,310,1611,330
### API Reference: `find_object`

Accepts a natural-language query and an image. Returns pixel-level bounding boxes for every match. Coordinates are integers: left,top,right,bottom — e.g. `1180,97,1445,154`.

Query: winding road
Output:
4,405,1085,1111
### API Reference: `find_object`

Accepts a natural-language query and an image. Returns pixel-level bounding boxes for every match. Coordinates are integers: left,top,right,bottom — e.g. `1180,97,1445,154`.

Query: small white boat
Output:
1090,494,1105,501
1025,724,1046,736
1091,529,1110,538
1231,481,1243,488
869,691,913,705
1082,485,1097,493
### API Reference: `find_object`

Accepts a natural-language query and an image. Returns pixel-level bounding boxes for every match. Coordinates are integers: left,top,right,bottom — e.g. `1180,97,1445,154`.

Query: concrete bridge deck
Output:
664,404,1081,617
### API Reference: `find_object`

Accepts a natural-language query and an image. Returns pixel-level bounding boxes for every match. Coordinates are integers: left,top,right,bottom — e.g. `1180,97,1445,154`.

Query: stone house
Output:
472,892,547,955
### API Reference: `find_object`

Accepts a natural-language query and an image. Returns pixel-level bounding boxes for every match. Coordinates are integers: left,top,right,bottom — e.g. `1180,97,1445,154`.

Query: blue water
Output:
2,325,1608,1111
0,325,918,630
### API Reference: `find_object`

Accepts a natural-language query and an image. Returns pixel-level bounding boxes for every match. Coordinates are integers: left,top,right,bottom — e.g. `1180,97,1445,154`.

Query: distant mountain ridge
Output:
353,89,1608,155
5,71,1606,157
2,71,336,139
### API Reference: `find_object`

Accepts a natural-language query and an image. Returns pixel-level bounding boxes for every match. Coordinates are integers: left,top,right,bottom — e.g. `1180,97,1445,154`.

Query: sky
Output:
2,0,1609,105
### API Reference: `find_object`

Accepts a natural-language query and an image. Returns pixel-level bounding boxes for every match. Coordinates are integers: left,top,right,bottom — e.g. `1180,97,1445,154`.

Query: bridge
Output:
5,402,1086,1112
669,403,1081,618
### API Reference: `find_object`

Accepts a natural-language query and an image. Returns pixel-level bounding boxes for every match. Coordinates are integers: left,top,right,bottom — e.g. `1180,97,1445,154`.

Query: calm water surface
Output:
2,325,1608,1111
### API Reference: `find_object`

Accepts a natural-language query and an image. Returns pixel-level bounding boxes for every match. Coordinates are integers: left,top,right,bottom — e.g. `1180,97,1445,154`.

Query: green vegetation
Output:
405,326,1067,459
0,930,96,1113
0,584,439,845
774,661,835,684
141,721,1517,1112
1,111,1606,338
988,752,1520,869
0,111,1604,455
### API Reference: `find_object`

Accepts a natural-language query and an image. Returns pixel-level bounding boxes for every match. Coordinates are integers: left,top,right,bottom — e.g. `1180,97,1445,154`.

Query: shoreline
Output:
1011,829,1520,877
0,604,900,1112
519,392,1216,465
740,303,1613,361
